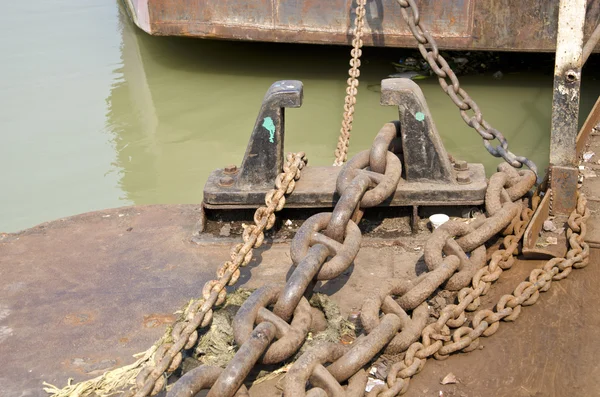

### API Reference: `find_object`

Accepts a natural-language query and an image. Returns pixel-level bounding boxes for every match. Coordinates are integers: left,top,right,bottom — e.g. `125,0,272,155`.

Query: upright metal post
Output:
549,0,587,215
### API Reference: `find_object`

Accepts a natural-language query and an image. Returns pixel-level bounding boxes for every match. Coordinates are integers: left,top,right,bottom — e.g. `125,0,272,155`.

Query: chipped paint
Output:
557,83,578,102
143,313,176,328
262,116,276,143
0,305,10,322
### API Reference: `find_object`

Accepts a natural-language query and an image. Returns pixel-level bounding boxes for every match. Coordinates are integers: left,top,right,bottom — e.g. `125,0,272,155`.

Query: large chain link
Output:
394,0,538,176
333,0,367,166
167,124,402,397
133,152,307,397
163,121,541,396
58,124,558,397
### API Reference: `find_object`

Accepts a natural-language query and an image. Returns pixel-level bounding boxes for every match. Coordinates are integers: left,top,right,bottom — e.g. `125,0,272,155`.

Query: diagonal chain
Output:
129,152,307,397
372,193,589,396
392,0,538,177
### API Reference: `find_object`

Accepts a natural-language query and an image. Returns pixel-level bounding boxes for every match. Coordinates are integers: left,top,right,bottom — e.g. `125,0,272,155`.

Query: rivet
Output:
219,176,235,187
457,171,471,184
223,165,238,174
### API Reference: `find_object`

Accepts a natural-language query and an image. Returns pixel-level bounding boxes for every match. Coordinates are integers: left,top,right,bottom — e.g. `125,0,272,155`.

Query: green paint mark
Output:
262,117,276,143
415,112,425,122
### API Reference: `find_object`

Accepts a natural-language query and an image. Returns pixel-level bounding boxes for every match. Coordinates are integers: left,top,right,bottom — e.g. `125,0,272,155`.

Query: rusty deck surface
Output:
1,188,600,396
124,0,600,52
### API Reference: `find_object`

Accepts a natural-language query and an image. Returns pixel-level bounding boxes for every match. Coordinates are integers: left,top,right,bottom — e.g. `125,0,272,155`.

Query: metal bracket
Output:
523,188,568,259
381,78,455,183
548,0,586,216
236,80,303,189
203,78,486,211
215,80,303,191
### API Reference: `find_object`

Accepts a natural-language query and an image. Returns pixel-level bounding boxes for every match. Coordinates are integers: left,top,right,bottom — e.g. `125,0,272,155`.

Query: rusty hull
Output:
124,0,600,52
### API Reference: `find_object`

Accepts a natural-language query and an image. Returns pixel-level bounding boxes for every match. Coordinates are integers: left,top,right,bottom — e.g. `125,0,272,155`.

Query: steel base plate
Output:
204,164,487,209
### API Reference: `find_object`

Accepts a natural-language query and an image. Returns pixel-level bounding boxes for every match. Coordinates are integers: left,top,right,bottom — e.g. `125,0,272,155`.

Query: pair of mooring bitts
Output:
197,78,486,238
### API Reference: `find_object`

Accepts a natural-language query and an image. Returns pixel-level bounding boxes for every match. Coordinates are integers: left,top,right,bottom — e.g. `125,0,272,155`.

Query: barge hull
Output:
124,0,600,52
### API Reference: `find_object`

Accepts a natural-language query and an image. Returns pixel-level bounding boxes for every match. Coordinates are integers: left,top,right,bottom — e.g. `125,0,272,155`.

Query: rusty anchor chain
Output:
334,0,538,175
170,124,401,397
82,122,553,397
360,176,537,396
134,152,307,397
284,162,537,396
133,121,567,397
367,193,589,397
389,0,537,176
334,0,367,166
161,121,548,397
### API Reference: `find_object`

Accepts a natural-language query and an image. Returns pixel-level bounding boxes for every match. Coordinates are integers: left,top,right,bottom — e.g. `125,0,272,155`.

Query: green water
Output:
0,1,598,233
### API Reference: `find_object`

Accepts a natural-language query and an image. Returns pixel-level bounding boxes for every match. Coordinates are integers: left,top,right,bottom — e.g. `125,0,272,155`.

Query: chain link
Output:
371,193,589,396
134,152,307,397
393,0,538,177
333,0,367,166
169,123,400,397
99,131,554,397
286,163,539,395
122,129,575,397
161,128,550,396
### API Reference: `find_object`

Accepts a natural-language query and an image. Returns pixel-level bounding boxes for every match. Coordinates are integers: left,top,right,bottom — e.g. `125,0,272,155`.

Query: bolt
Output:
223,164,238,174
219,176,234,187
565,69,579,83
454,160,468,171
457,171,471,184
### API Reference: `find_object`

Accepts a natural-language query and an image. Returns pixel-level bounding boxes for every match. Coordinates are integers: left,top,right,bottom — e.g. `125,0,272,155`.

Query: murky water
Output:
0,1,598,233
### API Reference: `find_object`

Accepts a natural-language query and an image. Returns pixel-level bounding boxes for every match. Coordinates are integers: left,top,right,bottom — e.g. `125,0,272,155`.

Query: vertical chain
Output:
333,0,367,166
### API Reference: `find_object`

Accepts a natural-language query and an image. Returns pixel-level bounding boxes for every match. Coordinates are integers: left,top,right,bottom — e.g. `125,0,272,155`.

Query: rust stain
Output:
130,0,600,52
340,333,356,345
65,356,120,375
143,313,176,328
63,312,95,326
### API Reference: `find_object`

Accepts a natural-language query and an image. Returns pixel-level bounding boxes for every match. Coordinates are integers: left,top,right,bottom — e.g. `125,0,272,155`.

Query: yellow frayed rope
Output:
42,342,160,397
